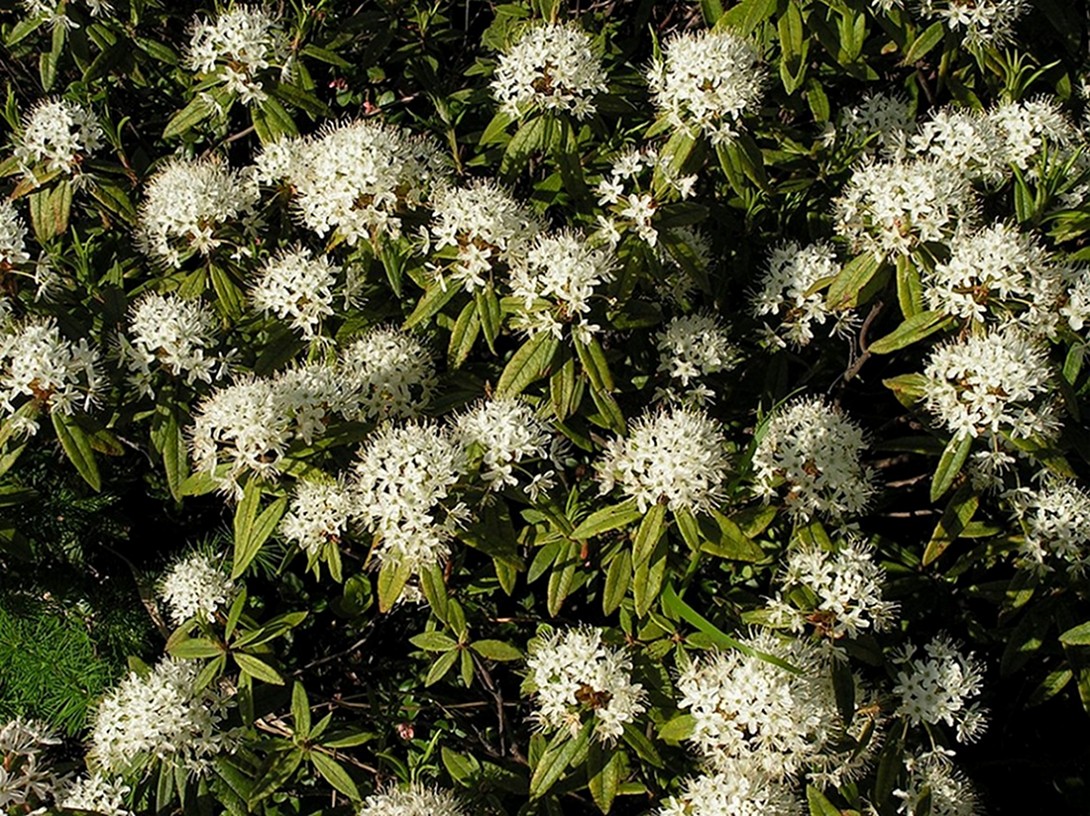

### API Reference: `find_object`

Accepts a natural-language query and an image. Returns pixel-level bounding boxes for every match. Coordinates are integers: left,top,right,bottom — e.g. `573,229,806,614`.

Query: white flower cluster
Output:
752,397,875,521
834,158,975,258
251,246,340,338
894,752,981,816
138,157,260,268
426,179,542,293
337,326,435,422
657,770,800,816
654,313,740,405
280,477,355,557
0,200,30,269
258,121,447,245
526,627,646,743
510,230,615,342
159,552,234,627
454,398,552,489
922,327,1058,441
491,22,607,120
597,405,729,514
918,0,1029,46
677,632,855,781
923,223,1066,333
59,774,134,816
14,98,103,178
839,92,913,155
593,147,697,247
352,422,467,574
89,658,233,774
124,292,221,394
357,784,466,816
0,317,101,436
647,29,764,145
911,99,1073,181
0,718,61,814
770,540,897,639
185,6,290,104
892,636,987,744
751,241,852,348
1007,480,1090,575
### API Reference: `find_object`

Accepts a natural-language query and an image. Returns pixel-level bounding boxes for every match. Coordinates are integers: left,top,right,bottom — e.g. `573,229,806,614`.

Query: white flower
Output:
840,92,913,157
281,477,355,557
137,157,260,268
491,22,607,120
892,636,987,744
59,774,134,816
1007,479,1090,576
526,627,646,743
647,28,764,145
597,405,730,514
654,313,740,405
357,784,466,816
185,7,290,104
924,222,1070,335
894,752,981,816
922,327,1058,441
988,97,1074,171
677,632,854,781
919,0,1030,46
453,398,552,489
834,158,975,258
427,179,543,293
89,658,233,774
657,769,801,816
271,121,447,245
14,98,103,178
0,718,61,813
751,241,852,349
159,552,234,627
0,317,101,434
509,230,615,338
910,107,1005,183
125,292,221,392
351,422,467,574
0,200,30,269
752,397,876,521
251,246,339,338
771,539,897,639
337,327,436,422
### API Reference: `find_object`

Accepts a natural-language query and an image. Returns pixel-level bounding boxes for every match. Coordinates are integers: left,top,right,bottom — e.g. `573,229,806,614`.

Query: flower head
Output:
894,751,981,816
892,636,987,744
657,770,801,816
337,327,435,422
0,200,30,270
280,476,355,557
491,22,607,120
185,6,290,104
89,658,233,774
1007,479,1090,576
752,397,875,521
597,405,730,514
159,552,234,627
751,241,852,349
654,313,741,405
526,627,646,743
251,246,340,338
125,292,221,392
918,0,1029,46
58,774,134,816
453,398,552,489
647,29,763,145
357,784,466,816
0,718,61,814
14,98,103,178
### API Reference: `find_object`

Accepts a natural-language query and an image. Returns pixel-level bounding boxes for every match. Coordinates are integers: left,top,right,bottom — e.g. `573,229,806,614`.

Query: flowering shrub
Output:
0,0,1089,814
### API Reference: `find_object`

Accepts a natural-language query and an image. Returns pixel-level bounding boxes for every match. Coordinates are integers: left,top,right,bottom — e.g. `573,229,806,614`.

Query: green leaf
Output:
903,20,946,64
52,412,101,491
291,681,311,737
633,534,667,617
574,336,615,393
441,747,481,787
549,351,582,421
311,752,359,800
471,639,523,661
602,549,632,616
168,636,224,660
475,284,503,353
234,653,285,685
807,785,842,816
868,311,952,355
530,722,591,799
930,433,972,503
658,713,696,743
717,0,776,37
377,557,413,612
404,280,460,329
448,299,481,369
232,482,287,579
252,96,298,144
1059,621,1090,646
163,95,215,139
28,179,73,241
923,486,978,566
425,648,459,686
827,252,884,310
895,254,924,319
225,587,247,639
410,631,458,652
571,499,643,540
632,503,667,567
547,540,580,616
480,109,515,145
496,333,559,397
698,510,764,561
587,743,625,814
270,81,330,118
620,722,662,767
248,749,304,807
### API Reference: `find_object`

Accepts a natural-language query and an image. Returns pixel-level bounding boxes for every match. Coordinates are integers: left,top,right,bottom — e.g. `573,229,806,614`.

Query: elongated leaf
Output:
903,20,946,64
404,280,459,329
471,639,523,661
163,94,214,139
571,499,643,540
827,252,884,310
234,653,285,685
923,486,978,566
496,333,559,397
658,713,696,743
587,743,625,814
530,722,590,799
448,300,480,369
232,483,287,579
633,534,667,617
869,310,951,355
632,503,666,567
930,433,972,503
52,412,101,491
574,336,615,392
311,752,359,800
378,557,413,612
1060,621,1090,646
602,549,632,616
806,785,841,816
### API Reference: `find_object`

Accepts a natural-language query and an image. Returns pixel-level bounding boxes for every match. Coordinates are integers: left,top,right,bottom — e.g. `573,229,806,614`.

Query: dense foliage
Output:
1,0,1090,814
